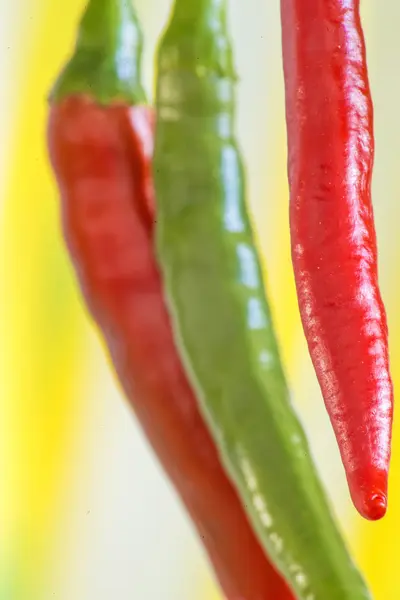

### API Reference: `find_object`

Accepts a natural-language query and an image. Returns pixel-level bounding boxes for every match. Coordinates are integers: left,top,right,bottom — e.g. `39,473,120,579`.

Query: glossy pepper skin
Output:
47,1,295,598
153,1,371,598
280,0,393,521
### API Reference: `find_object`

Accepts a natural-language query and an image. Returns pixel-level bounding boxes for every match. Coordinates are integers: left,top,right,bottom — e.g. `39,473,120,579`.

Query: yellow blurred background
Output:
0,1,399,598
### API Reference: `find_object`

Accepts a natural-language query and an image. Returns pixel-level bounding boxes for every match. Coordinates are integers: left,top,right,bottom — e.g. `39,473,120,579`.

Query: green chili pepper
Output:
153,1,372,599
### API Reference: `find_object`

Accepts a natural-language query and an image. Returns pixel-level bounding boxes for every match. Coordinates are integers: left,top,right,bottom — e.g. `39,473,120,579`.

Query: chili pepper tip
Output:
364,493,387,521
350,468,388,520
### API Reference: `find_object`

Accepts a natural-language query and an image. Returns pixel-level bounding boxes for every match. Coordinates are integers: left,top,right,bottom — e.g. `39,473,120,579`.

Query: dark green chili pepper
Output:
153,1,372,599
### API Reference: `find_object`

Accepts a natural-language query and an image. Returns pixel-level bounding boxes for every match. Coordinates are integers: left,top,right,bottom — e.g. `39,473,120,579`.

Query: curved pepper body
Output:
280,0,393,520
48,94,295,600
46,0,297,596
153,2,371,599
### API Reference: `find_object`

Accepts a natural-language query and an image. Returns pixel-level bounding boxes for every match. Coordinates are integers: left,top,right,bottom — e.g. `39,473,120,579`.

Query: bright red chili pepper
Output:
47,95,294,600
280,0,393,520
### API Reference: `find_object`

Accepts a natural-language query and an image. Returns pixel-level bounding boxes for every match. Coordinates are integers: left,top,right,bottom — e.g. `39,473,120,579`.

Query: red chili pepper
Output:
47,3,295,594
48,93,295,600
280,0,393,520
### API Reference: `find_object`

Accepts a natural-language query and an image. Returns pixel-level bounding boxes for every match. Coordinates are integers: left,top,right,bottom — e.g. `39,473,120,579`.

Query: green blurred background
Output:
0,1,399,598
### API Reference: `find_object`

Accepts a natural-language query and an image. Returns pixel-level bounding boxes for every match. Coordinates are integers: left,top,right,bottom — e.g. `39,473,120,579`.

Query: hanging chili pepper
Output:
280,0,393,521
153,1,371,598
47,1,295,598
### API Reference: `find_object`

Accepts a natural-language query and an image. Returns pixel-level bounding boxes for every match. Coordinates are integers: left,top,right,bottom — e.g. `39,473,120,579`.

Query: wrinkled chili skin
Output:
281,0,393,520
47,95,294,600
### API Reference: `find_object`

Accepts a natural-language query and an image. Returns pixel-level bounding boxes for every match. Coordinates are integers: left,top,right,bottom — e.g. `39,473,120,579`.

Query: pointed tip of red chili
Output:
356,491,387,521
349,468,388,520
363,493,387,521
